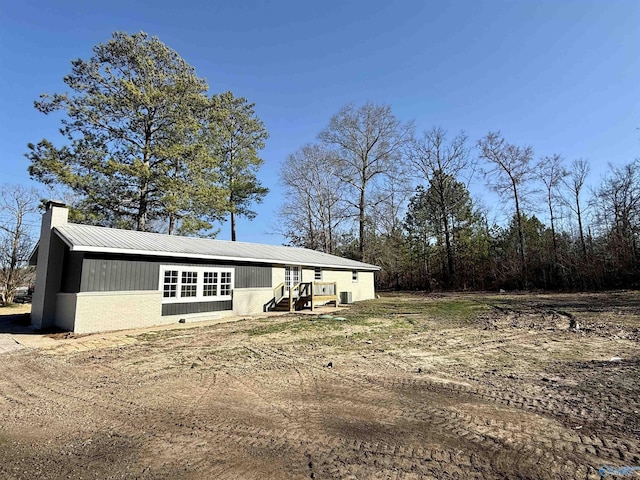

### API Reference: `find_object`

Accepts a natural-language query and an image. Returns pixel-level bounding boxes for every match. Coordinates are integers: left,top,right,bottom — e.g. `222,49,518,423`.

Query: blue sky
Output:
1,0,638,243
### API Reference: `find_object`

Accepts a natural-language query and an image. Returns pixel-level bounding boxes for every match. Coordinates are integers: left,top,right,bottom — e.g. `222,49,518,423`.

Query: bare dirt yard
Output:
0,292,638,479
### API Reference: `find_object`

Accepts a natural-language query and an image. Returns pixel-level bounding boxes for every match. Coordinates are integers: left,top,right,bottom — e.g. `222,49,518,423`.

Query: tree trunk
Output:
137,186,148,231
137,134,152,231
327,205,333,254
4,238,17,304
512,181,526,285
548,191,558,263
359,180,366,261
307,197,315,249
439,189,454,286
576,193,586,257
231,210,236,242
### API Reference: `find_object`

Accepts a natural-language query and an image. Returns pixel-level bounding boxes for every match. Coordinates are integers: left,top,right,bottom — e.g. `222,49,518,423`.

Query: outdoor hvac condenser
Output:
340,291,353,304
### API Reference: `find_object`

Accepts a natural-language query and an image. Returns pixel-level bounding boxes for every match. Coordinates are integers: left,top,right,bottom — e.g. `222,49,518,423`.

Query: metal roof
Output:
53,224,380,271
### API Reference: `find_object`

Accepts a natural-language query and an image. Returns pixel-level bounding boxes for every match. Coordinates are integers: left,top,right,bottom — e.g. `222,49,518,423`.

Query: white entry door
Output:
285,266,300,294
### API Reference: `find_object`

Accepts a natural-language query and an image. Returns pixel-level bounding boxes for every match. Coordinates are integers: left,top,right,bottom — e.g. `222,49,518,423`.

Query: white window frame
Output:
219,270,232,296
314,267,323,281
352,270,359,283
162,269,179,298
159,266,234,303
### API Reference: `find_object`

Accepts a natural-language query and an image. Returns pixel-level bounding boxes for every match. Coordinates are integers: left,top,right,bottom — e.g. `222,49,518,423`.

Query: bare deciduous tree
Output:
319,102,413,261
536,154,566,263
0,185,40,306
562,158,590,257
278,144,347,253
593,160,640,267
367,173,414,289
478,132,534,283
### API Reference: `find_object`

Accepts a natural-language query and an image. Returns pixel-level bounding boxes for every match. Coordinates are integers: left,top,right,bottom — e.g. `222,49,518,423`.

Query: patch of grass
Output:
134,327,198,342
347,295,488,325
135,332,162,342
246,315,376,337
427,300,488,323
245,296,490,340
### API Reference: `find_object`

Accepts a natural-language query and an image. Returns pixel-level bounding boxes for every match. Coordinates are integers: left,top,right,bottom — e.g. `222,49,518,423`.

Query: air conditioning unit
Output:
340,291,353,304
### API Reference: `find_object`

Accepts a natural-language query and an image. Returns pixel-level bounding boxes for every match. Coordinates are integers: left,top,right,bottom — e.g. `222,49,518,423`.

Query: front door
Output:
285,266,300,295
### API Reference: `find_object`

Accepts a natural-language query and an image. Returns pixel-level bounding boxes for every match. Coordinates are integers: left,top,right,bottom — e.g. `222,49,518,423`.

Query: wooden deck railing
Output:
264,282,286,312
313,281,336,297
273,282,285,304
287,281,337,312
267,281,338,312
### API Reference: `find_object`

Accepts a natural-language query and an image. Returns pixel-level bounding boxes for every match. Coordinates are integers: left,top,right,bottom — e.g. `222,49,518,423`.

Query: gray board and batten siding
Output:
60,252,272,293
59,252,272,317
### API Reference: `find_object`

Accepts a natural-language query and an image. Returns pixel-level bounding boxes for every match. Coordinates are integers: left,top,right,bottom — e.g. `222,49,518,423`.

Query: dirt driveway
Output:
0,292,638,479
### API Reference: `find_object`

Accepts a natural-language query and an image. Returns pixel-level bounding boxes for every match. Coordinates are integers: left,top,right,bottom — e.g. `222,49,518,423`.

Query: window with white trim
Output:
220,271,232,296
163,270,178,298
314,267,322,281
159,266,233,303
181,271,198,297
203,271,218,297
352,270,358,282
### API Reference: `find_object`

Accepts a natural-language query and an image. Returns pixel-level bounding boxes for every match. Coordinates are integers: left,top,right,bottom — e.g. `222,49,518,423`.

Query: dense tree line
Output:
279,102,640,291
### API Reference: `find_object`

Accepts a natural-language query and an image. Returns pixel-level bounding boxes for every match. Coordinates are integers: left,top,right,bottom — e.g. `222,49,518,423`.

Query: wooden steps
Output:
269,282,338,312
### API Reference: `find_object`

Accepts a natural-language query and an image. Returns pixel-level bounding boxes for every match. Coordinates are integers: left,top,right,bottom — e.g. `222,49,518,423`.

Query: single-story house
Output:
30,201,379,333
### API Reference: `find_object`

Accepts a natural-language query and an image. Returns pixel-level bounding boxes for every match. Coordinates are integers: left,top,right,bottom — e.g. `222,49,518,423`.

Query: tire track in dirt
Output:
0,354,165,447
213,345,605,478
371,375,640,467
120,343,502,478
1,300,635,480
312,350,616,478
0,371,37,409
146,418,506,480
0,353,275,478
386,376,638,439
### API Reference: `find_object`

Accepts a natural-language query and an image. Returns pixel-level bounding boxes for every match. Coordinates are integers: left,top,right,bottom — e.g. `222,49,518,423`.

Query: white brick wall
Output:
276,266,375,302
321,269,375,302
232,288,274,315
58,291,164,334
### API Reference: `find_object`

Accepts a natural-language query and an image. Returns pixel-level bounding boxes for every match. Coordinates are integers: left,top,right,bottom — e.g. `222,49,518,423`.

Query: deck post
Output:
289,287,294,312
